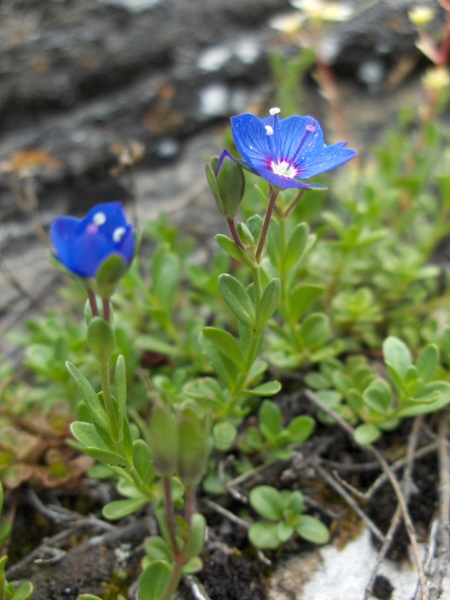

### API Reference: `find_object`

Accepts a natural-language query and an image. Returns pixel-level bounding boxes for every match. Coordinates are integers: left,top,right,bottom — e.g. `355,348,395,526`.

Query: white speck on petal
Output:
269,107,281,115
265,125,274,135
93,212,107,226
113,227,126,243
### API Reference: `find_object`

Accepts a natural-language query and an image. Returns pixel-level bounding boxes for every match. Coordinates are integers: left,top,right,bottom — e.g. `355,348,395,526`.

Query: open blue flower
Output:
50,201,135,278
231,108,357,190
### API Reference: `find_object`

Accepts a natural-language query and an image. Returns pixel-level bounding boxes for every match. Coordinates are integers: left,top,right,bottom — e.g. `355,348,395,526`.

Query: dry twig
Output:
304,389,429,600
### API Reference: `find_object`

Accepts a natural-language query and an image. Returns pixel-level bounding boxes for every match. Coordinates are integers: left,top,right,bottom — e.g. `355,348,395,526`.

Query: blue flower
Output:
230,108,357,190
50,202,135,278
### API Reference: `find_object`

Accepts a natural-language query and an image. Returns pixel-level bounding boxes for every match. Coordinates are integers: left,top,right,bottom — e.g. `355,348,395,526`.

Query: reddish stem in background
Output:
284,189,305,218
256,187,279,263
87,289,99,317
227,218,245,250
102,297,111,323
438,10,450,67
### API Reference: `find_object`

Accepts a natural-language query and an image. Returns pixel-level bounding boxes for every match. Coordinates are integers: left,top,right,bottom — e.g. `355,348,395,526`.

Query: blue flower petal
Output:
50,216,82,274
231,111,357,189
231,114,272,170
275,115,325,162
50,202,135,278
296,145,358,179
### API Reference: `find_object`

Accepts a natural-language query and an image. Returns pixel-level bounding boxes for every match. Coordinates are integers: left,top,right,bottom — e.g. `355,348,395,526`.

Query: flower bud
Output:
177,408,210,489
148,403,178,478
206,150,245,219
87,317,116,363
408,6,434,26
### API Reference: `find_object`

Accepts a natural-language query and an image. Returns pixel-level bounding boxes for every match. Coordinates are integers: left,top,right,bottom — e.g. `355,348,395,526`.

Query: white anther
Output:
306,124,316,132
112,227,126,243
269,107,281,115
265,125,274,135
93,212,107,226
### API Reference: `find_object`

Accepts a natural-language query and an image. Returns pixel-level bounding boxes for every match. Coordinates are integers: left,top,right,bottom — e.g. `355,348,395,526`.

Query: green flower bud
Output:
149,403,178,478
177,408,210,489
206,150,245,219
87,317,116,363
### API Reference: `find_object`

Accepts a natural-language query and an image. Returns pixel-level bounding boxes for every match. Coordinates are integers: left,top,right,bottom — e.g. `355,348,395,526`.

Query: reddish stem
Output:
87,289,99,317
227,218,245,250
256,187,279,263
284,189,305,218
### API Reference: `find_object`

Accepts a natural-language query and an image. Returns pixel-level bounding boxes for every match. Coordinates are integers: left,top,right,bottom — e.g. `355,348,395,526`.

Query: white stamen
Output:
265,125,274,135
306,124,316,132
269,107,281,115
93,212,107,226
112,227,126,243
271,160,298,178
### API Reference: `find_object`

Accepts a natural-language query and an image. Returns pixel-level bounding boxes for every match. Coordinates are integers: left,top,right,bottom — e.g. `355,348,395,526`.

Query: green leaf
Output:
218,274,255,330
416,344,438,383
77,595,103,600
133,439,155,485
284,222,309,270
354,423,381,446
256,278,281,331
296,515,330,544
138,560,173,600
287,416,315,444
83,447,130,468
259,401,283,441
144,537,171,562
248,380,282,396
115,355,127,431
9,582,34,600
183,513,207,560
248,522,281,549
363,379,392,416
298,313,329,349
212,422,237,451
103,497,148,520
284,490,304,515
287,284,325,326
66,362,109,431
202,327,246,370
383,336,412,382
250,485,284,521
277,521,294,543
70,421,110,451
151,245,181,309
136,335,183,358
199,333,240,390
215,234,255,268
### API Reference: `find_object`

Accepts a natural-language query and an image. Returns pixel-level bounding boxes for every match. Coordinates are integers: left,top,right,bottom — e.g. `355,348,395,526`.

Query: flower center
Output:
270,160,299,178
113,227,126,243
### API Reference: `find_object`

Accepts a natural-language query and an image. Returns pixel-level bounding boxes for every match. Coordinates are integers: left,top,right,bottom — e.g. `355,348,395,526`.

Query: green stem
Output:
161,559,184,600
102,297,111,323
256,187,279,263
185,487,196,522
251,265,263,308
99,360,120,443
